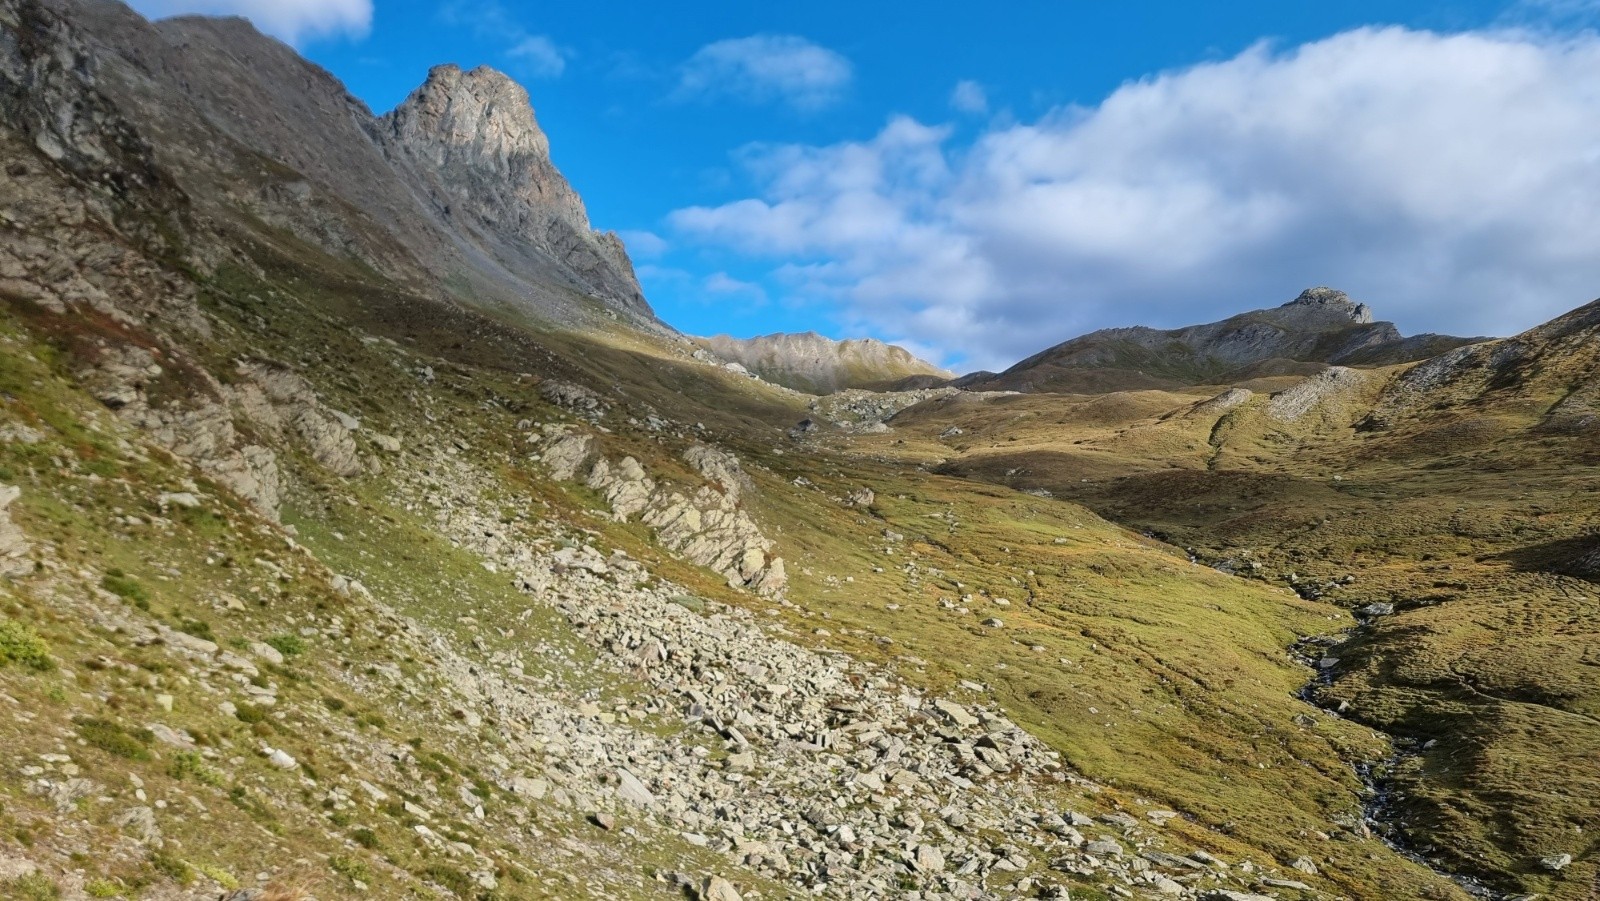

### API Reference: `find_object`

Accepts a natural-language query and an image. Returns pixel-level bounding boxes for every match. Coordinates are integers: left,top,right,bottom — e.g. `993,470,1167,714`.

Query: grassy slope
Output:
0,279,792,898
0,210,1481,899
882,372,1600,899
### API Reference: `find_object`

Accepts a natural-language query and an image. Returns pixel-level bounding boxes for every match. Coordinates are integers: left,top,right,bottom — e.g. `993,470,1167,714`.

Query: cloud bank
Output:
672,27,1600,371
129,0,371,45
678,35,853,110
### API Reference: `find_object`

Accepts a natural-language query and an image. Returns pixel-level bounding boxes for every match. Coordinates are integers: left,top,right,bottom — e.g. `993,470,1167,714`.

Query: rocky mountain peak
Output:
377,63,649,315
1281,286,1373,324
383,64,580,224
393,64,551,169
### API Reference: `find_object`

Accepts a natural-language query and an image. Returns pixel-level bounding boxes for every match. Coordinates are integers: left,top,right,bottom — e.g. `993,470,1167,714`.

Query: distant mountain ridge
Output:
960,287,1485,393
695,331,953,394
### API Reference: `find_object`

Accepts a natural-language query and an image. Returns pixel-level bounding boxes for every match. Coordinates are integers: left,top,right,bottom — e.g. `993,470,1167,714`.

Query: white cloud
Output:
950,80,988,115
128,0,371,45
618,230,669,258
507,35,570,78
672,26,1600,371
678,35,852,110
440,1,570,78
703,272,769,304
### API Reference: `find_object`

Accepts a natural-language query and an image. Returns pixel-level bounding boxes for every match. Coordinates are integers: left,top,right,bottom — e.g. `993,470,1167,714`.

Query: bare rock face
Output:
78,345,283,517
380,65,648,317
540,435,786,597
540,380,607,417
1191,387,1254,416
684,443,750,504
236,360,362,478
1265,366,1367,422
0,484,29,576
695,332,953,395
540,428,594,481
2,0,663,337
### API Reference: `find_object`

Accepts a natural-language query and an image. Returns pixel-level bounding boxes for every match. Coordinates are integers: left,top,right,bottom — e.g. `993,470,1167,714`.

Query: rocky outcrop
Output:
75,349,368,515
539,427,594,481
1192,387,1254,416
235,360,363,478
536,431,786,596
1264,366,1367,422
809,387,963,432
1,0,663,333
694,332,952,394
0,483,28,575
540,380,608,418
78,345,284,516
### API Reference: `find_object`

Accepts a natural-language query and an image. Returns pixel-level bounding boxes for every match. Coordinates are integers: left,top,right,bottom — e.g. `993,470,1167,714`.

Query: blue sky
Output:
130,0,1600,371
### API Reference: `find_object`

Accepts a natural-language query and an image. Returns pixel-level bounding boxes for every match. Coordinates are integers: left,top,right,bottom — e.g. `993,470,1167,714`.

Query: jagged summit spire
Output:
378,63,648,312
1283,286,1372,324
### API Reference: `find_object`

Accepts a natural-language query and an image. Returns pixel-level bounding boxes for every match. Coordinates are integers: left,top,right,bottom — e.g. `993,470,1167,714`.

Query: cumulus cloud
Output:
440,1,569,78
507,35,570,78
618,230,669,258
704,272,769,304
950,80,988,115
671,26,1600,371
678,35,852,110
128,0,371,45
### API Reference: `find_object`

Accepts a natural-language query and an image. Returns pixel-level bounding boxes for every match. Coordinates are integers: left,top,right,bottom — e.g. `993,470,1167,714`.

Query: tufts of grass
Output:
233,702,267,724
329,854,371,885
0,617,53,671
193,862,239,890
176,618,215,642
148,851,192,886
100,570,150,609
264,634,305,658
168,751,222,786
669,594,706,612
420,863,473,897
6,873,60,901
74,717,153,761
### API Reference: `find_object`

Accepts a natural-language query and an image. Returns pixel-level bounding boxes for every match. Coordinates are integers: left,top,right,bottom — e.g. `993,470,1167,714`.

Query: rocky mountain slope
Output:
1,0,656,333
962,288,1482,394
693,332,953,395
0,2,1593,901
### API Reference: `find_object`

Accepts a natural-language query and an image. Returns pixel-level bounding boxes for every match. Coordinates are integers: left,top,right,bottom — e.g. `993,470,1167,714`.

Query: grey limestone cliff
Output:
695,331,952,395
